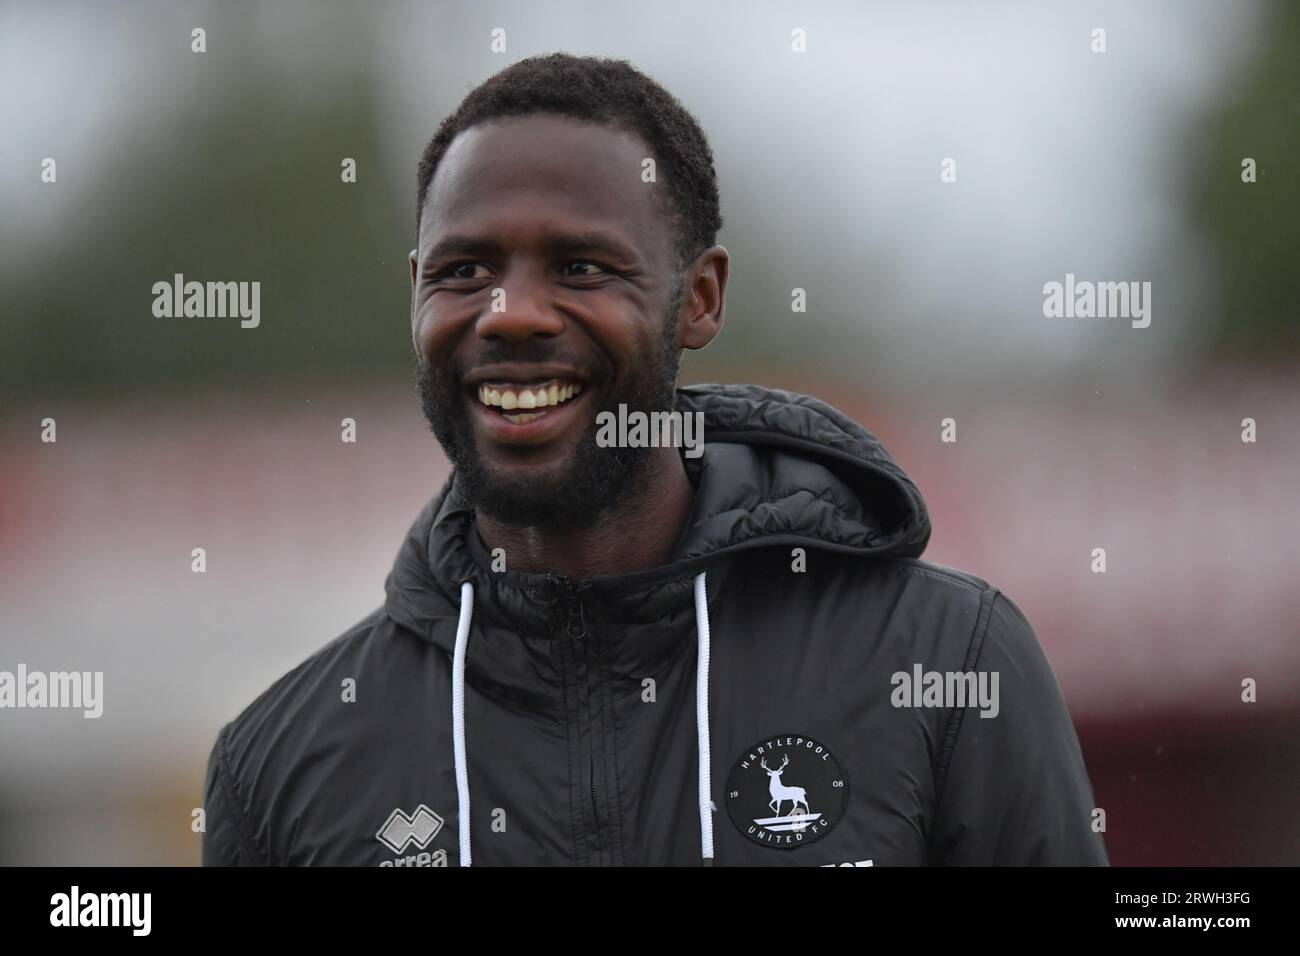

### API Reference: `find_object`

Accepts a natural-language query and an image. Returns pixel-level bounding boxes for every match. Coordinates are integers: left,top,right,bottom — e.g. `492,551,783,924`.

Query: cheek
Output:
414,301,467,363
631,318,674,366
596,313,662,372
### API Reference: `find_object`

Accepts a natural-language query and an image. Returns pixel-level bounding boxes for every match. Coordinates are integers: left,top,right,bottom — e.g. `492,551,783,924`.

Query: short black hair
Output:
415,53,723,271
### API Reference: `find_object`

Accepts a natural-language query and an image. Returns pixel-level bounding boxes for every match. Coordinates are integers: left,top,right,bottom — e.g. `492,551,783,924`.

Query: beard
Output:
415,284,684,531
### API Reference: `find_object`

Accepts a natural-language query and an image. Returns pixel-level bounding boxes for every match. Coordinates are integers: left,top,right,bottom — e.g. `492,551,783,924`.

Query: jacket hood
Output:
383,383,931,645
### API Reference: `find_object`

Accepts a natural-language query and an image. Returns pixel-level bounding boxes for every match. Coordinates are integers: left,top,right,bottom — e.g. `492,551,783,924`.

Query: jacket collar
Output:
383,383,932,653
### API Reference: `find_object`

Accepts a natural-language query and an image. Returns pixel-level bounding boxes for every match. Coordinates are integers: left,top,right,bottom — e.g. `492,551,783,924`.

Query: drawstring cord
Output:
451,581,474,867
449,571,715,867
694,571,715,864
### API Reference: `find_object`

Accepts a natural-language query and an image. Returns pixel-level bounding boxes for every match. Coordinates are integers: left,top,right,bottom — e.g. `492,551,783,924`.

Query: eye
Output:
438,262,492,281
561,260,608,277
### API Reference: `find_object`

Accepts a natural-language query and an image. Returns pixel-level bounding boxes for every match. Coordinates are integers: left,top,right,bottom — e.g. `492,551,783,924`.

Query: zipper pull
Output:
566,589,587,640
548,574,588,640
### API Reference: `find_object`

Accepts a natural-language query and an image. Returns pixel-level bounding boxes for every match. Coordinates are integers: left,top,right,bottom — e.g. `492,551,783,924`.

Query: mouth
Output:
465,373,593,449
474,378,585,425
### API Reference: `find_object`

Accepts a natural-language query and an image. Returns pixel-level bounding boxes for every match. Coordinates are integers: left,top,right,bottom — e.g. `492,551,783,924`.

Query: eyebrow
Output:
421,230,641,268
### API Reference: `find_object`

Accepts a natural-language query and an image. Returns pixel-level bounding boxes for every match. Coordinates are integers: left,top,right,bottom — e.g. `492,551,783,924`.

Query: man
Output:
202,53,1107,866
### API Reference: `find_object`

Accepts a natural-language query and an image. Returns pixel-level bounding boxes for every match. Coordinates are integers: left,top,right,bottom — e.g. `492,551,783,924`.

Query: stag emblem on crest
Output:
761,754,810,820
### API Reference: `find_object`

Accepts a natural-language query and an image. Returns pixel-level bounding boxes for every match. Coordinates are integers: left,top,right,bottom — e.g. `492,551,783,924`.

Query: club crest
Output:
725,733,849,849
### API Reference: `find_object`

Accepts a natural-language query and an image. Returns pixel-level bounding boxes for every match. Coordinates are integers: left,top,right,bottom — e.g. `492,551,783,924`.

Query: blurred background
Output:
1,0,1297,865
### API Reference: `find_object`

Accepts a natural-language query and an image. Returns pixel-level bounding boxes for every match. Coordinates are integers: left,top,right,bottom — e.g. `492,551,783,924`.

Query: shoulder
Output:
722,548,1037,671
219,606,391,751
872,557,1045,669
202,605,452,864
202,606,433,862
207,605,435,813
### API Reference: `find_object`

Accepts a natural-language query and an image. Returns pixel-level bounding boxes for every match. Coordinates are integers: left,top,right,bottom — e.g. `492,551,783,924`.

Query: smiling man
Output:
202,53,1108,867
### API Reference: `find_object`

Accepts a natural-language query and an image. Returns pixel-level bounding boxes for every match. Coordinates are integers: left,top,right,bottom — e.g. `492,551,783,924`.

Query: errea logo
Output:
377,805,444,855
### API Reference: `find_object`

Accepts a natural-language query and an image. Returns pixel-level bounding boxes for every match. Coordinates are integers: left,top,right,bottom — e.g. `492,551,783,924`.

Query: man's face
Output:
412,114,688,529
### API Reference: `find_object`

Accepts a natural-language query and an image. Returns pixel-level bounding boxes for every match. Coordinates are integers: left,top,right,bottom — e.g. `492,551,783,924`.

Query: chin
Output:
471,465,590,526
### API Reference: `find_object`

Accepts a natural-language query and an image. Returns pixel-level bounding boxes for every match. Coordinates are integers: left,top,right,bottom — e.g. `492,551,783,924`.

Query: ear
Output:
409,248,419,288
678,245,730,351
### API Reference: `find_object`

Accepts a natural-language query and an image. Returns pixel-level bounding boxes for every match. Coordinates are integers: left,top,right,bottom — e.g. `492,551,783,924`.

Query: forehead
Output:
420,114,672,259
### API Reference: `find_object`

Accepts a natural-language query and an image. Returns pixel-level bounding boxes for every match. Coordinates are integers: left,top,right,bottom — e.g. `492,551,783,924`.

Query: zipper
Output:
550,575,603,853
564,583,600,827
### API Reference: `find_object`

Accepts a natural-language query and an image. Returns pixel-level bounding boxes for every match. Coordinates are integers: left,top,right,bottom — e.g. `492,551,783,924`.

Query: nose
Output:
474,271,565,342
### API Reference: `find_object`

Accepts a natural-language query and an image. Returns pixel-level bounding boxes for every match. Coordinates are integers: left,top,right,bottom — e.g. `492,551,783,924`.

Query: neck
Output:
475,448,695,581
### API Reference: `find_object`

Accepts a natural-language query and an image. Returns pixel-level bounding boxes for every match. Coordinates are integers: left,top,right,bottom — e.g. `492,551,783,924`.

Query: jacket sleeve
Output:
929,590,1109,865
201,724,267,866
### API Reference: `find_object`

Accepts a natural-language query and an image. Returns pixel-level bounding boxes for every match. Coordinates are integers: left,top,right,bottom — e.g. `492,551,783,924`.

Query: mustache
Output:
444,341,606,386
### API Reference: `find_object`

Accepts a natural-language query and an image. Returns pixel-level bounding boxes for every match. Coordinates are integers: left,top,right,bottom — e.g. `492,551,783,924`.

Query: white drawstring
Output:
450,573,716,867
693,570,715,865
452,581,474,867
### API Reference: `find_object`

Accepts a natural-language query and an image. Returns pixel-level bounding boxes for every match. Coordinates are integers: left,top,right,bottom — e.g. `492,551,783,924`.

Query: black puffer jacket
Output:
202,384,1108,866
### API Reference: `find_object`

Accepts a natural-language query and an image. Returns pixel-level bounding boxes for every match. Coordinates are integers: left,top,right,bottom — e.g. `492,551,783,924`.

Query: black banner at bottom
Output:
0,865,1284,941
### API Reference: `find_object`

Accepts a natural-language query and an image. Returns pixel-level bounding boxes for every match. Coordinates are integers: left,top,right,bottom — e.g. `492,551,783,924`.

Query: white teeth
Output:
477,378,584,412
504,411,545,424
